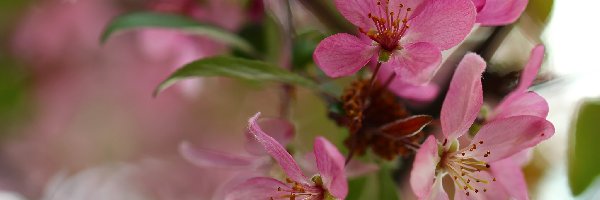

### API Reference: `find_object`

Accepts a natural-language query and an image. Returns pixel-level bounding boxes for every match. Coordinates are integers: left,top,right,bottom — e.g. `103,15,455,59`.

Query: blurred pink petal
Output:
314,137,348,199
476,0,528,26
410,135,439,199
440,53,485,140
516,45,545,92
244,118,295,156
490,158,528,200
490,92,549,121
248,113,307,184
179,142,255,168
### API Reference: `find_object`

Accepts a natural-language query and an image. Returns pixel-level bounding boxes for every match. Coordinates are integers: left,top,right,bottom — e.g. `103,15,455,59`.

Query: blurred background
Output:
0,0,599,199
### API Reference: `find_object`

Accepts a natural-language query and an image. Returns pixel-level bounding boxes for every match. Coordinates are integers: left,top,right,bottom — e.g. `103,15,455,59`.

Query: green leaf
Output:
568,99,600,196
154,56,319,96
100,12,255,56
378,164,400,200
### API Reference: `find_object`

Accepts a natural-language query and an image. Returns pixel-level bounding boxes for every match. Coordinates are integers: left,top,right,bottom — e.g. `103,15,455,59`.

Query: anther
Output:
466,192,470,196
475,189,479,193
479,141,484,144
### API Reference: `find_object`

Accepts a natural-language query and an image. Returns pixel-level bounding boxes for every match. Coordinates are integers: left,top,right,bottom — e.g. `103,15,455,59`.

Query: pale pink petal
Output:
345,160,380,178
490,92,549,121
388,42,442,85
410,135,440,198
179,142,255,168
511,149,533,166
314,137,348,199
476,0,528,26
225,177,292,200
490,158,529,200
378,65,440,102
467,116,555,162
314,33,378,78
403,0,477,50
426,175,450,200
440,53,485,140
333,0,377,30
248,113,307,184
516,45,545,92
245,118,295,156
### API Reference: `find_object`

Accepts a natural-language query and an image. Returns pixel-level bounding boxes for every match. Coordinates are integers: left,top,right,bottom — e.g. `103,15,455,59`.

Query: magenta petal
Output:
314,137,348,199
468,116,555,162
179,141,254,168
472,0,487,11
404,0,476,50
491,158,529,200
388,42,442,85
516,45,545,92
333,0,377,30
476,0,528,26
378,65,439,101
245,118,295,156
314,33,378,78
490,91,549,121
410,135,440,198
441,53,485,140
225,177,292,200
248,113,307,184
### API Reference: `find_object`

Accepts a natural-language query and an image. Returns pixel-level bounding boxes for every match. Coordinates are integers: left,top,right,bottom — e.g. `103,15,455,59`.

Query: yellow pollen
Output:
361,0,412,51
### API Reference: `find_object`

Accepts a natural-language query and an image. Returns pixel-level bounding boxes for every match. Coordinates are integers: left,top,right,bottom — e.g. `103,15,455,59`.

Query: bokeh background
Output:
0,0,599,199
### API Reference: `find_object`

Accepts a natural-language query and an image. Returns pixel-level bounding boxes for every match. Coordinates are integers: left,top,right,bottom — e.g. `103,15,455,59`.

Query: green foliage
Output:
154,56,319,96
568,99,600,196
346,163,400,200
100,12,256,56
292,30,325,71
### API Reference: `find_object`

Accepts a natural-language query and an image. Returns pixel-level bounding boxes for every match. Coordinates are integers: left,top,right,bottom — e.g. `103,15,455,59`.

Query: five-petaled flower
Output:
410,53,555,199
313,0,476,85
226,113,348,200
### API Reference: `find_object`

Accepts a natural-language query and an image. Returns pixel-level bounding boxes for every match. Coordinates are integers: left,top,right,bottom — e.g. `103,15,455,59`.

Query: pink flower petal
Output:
516,45,545,92
333,0,377,30
245,118,295,156
314,33,378,78
378,65,440,102
441,53,485,140
491,158,529,200
427,176,450,200
410,135,440,198
179,141,255,168
490,91,549,121
404,0,476,50
472,0,487,11
476,0,528,26
314,137,348,199
468,116,555,162
225,177,292,200
248,113,307,184
388,42,442,85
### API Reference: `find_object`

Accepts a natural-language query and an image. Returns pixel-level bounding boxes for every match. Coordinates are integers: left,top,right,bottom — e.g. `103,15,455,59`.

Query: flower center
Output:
270,178,320,200
360,0,412,52
441,140,496,197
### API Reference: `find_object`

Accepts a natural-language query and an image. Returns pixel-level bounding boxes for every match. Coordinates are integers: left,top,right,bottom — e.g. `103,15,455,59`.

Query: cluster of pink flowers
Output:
2,0,554,199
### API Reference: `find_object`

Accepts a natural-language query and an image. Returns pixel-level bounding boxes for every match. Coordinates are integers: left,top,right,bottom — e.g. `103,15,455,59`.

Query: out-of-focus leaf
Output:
526,0,554,24
568,99,600,196
346,176,368,200
378,164,400,200
292,30,325,71
100,12,255,55
154,56,319,96
0,58,29,135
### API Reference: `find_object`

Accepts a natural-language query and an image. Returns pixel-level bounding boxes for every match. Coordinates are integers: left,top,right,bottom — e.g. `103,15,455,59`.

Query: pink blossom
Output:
179,117,294,171
377,64,440,102
489,45,548,122
410,53,554,199
225,113,348,200
473,0,529,26
313,0,476,85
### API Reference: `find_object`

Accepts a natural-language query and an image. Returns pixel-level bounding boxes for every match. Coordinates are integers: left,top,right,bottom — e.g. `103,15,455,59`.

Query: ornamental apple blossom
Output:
313,0,476,85
410,53,554,200
226,113,348,200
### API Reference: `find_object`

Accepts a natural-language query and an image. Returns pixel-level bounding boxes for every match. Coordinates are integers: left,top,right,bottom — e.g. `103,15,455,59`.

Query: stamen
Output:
361,0,412,51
